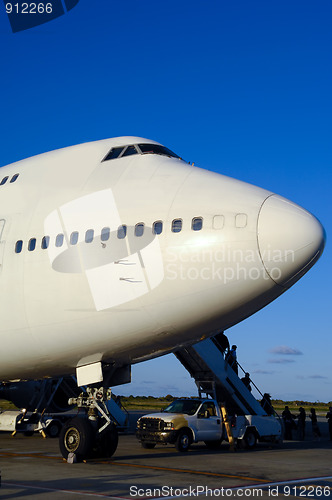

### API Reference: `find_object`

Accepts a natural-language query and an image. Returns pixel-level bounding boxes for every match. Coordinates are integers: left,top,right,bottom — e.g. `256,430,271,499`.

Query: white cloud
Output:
269,345,303,355
268,358,295,364
252,369,276,375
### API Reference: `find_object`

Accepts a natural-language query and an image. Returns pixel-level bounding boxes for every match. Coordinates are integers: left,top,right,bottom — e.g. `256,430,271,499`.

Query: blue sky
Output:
0,0,331,402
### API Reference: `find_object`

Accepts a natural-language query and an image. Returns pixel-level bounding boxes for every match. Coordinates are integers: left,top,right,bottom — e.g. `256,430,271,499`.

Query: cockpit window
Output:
102,147,124,162
122,145,139,157
102,143,181,162
137,143,180,158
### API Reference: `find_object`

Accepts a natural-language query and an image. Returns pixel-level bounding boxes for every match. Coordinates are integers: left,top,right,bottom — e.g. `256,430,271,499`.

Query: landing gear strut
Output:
59,387,119,462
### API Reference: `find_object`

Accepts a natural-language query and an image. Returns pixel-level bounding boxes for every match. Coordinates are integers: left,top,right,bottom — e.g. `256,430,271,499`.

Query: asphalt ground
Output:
0,416,331,499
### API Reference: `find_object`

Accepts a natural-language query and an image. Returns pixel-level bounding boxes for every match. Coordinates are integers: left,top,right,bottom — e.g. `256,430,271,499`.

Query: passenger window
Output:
28,238,36,251
122,145,138,157
101,227,110,242
171,219,182,233
70,231,79,245
41,236,50,249
0,176,8,186
117,225,127,239
135,223,144,237
153,221,163,235
15,240,23,253
213,215,224,230
55,234,64,247
85,229,94,243
192,217,203,231
10,174,19,183
236,213,247,228
102,147,124,161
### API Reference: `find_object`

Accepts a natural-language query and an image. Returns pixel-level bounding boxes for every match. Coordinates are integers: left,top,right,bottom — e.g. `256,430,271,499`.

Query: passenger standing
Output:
241,372,252,392
296,407,306,440
214,331,230,356
261,393,274,416
309,408,321,440
326,406,332,441
282,406,296,440
226,345,238,375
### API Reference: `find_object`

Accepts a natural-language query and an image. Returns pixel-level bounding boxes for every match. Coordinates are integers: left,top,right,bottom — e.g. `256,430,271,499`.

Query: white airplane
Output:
0,136,325,458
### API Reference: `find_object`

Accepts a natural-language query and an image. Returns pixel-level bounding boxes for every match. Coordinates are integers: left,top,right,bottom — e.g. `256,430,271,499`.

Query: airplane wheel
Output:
141,441,156,449
59,417,93,462
93,424,119,458
175,429,192,452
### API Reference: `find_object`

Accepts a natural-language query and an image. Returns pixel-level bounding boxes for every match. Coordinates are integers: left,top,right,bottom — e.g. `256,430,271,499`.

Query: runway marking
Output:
0,450,268,482
0,450,62,461
2,482,128,498
2,450,331,495
99,460,271,483
0,449,272,485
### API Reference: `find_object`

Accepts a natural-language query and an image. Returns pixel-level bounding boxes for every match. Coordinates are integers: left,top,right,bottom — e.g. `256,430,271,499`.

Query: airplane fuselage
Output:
0,137,325,383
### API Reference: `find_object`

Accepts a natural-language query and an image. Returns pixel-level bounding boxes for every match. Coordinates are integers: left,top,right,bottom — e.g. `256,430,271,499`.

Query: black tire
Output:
45,420,62,438
59,417,93,462
141,441,156,449
175,429,192,452
205,439,222,450
244,430,257,449
94,424,119,458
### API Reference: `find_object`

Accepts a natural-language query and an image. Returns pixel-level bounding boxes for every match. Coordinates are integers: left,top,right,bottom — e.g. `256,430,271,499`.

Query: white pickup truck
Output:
136,398,282,452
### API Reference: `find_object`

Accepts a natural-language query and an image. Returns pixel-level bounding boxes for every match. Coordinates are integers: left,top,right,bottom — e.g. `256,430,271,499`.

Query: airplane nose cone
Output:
257,195,325,287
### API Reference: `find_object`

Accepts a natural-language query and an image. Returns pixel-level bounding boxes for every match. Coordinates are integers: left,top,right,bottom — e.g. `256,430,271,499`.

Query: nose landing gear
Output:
59,387,119,462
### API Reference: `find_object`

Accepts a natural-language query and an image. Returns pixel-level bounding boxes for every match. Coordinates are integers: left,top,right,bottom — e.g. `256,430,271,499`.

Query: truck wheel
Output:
175,429,192,452
141,442,156,449
205,439,222,450
244,430,257,449
59,417,93,462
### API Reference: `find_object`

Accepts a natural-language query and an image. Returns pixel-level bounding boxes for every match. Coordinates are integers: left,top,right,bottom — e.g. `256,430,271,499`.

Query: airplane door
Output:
0,219,6,272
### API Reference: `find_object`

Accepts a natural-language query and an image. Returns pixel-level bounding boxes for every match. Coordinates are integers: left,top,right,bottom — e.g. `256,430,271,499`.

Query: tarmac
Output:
0,414,331,499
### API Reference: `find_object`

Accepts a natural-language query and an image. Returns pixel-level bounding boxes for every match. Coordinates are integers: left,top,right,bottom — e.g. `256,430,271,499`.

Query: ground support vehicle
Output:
136,398,282,452
0,409,67,437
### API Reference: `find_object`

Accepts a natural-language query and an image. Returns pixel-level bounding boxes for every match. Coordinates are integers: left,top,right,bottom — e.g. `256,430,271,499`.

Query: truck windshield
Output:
163,400,201,415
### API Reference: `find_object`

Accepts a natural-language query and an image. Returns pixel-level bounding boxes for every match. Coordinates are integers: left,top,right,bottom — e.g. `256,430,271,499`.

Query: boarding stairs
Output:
106,395,129,429
175,337,269,416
